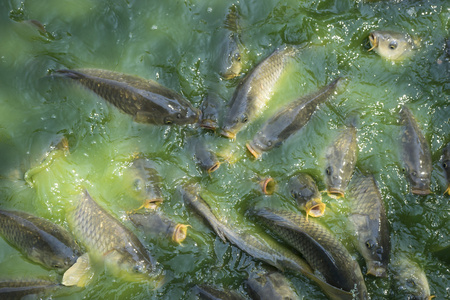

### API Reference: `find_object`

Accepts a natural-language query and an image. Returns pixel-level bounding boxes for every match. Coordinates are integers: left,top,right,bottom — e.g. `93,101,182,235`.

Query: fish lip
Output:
172,224,190,244
199,120,218,131
327,188,345,198
445,184,450,195
220,129,236,139
367,265,387,277
207,162,221,173
304,200,326,218
260,178,276,195
246,142,262,159
143,198,164,209
411,188,431,195
368,32,377,51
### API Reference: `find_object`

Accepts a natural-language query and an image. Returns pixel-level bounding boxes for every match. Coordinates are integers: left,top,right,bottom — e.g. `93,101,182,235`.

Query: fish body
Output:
253,208,368,299
128,211,188,244
324,124,357,197
180,185,312,274
246,272,300,300
218,5,243,80
399,106,432,195
0,210,81,271
56,69,200,125
348,173,390,277
0,278,60,300
288,173,325,218
195,141,220,173
220,45,300,139
194,285,245,300
368,30,417,60
127,156,163,209
69,190,155,279
246,77,341,158
200,92,221,130
442,142,450,195
392,255,433,300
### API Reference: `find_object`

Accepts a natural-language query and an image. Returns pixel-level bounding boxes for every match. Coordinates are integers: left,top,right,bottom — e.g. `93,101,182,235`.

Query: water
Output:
0,0,448,299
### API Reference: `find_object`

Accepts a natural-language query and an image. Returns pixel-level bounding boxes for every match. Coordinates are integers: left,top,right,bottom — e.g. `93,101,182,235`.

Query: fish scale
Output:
253,208,368,299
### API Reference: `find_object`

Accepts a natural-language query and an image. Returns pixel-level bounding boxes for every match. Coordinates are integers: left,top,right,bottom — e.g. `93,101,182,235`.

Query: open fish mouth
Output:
246,142,262,159
327,188,345,198
259,178,276,195
367,264,387,278
220,129,236,139
411,188,431,195
445,184,450,195
207,162,221,173
172,224,190,244
368,33,377,51
199,119,218,131
142,198,164,210
304,199,326,220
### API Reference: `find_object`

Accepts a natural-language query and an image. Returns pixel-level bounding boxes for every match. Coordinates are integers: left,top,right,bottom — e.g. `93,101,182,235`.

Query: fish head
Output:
303,198,326,219
219,33,242,79
200,94,220,130
402,165,431,195
288,174,320,205
136,97,200,125
368,31,416,61
246,133,276,158
106,249,154,279
324,165,346,198
220,98,252,139
32,243,80,271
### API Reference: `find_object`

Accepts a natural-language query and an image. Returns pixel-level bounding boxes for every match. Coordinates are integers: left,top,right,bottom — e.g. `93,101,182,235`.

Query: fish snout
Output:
367,262,387,278
220,128,236,139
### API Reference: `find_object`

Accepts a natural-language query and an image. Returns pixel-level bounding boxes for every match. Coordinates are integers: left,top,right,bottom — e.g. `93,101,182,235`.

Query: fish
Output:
55,69,200,125
442,142,450,195
128,211,189,244
246,271,300,300
180,184,312,274
0,278,61,300
126,156,163,209
195,141,221,173
288,173,326,219
200,92,221,130
252,208,368,299
218,4,243,80
181,185,355,300
0,209,81,271
246,77,342,158
391,254,434,300
68,189,156,281
348,172,390,277
399,106,432,195
220,45,302,139
368,30,417,61
193,285,246,300
324,122,357,198
62,253,94,287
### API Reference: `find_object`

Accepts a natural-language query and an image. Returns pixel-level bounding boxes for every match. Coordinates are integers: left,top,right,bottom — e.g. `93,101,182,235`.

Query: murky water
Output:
0,0,448,299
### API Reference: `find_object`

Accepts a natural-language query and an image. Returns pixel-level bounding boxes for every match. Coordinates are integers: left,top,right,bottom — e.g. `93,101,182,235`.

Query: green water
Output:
0,0,448,299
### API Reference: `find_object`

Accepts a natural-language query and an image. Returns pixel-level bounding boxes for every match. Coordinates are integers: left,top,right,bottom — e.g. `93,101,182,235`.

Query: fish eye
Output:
326,166,333,175
132,265,143,273
443,162,448,168
291,192,297,198
176,113,182,119
235,53,241,61
389,41,398,50
164,117,173,124
241,114,248,123
365,239,375,249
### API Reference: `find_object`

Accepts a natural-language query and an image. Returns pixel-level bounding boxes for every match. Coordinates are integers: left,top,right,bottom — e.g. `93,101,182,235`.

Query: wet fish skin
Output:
195,141,220,173
220,45,301,139
442,142,450,195
399,106,432,195
246,77,341,158
392,255,434,300
56,69,200,125
219,5,243,80
69,190,155,279
194,285,246,300
180,184,312,274
200,92,221,130
252,208,368,299
0,210,81,271
348,173,390,277
128,156,163,208
246,271,300,300
0,278,61,300
369,30,416,61
128,211,188,244
288,173,325,218
324,123,357,197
